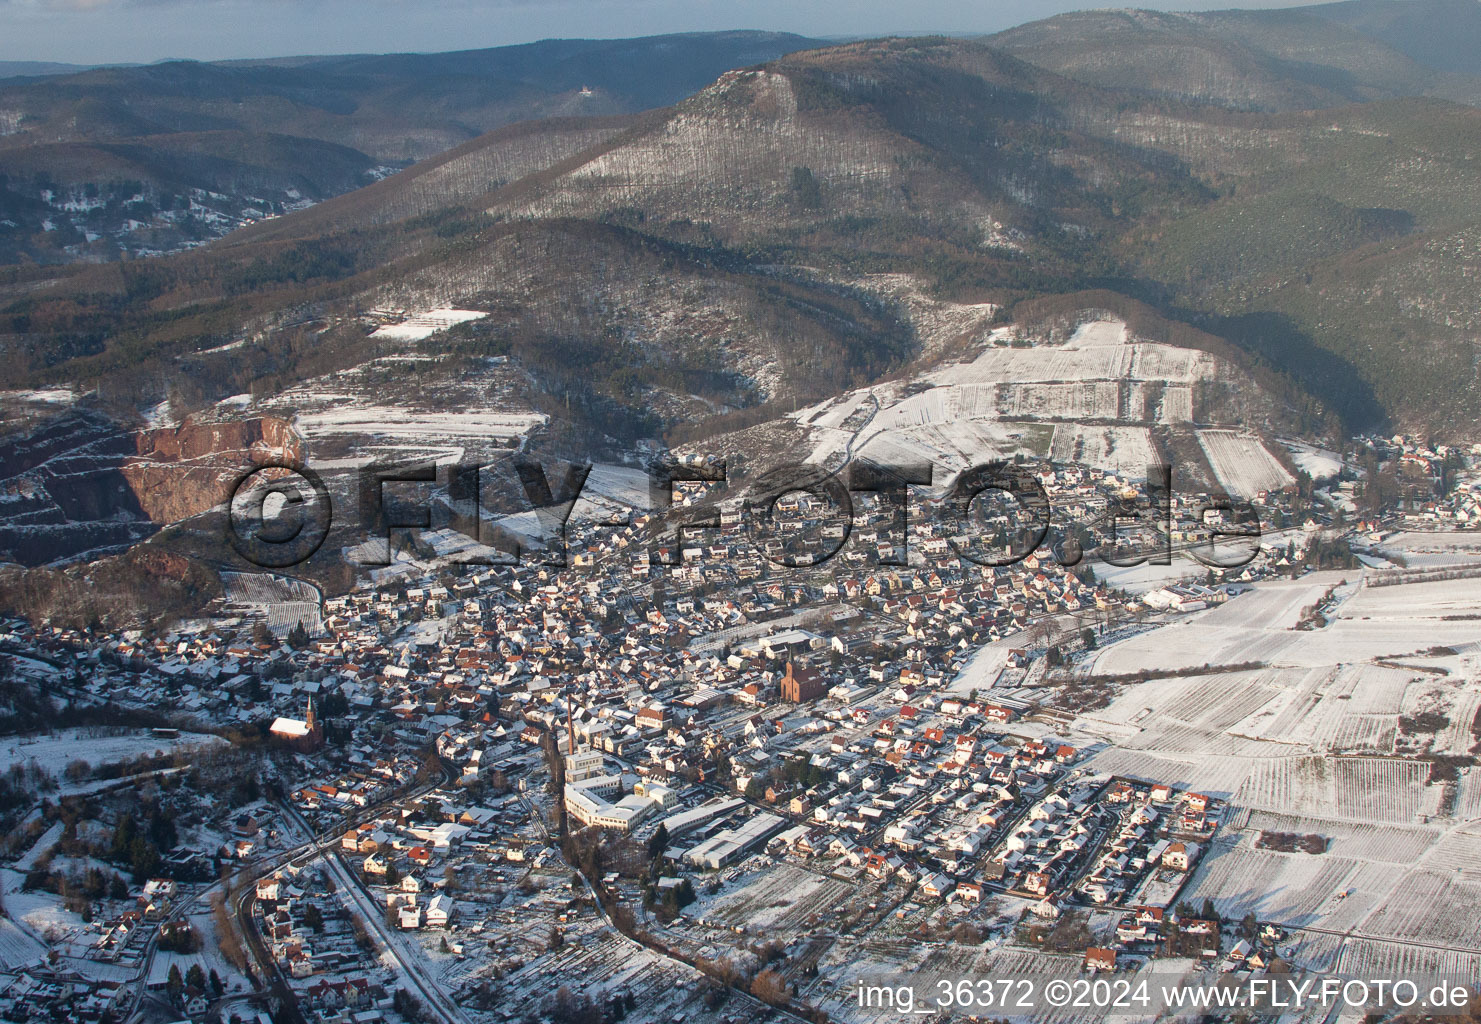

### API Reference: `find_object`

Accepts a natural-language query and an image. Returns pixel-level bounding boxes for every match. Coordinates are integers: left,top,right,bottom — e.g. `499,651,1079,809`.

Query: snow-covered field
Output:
695,863,855,933
367,308,487,342
1084,573,1349,675
222,571,323,637
294,408,547,441
788,316,1247,479
1048,424,1159,476
1071,566,1481,961
0,728,224,778
1374,531,1481,568
0,388,75,406
1198,429,1295,497
1282,441,1343,480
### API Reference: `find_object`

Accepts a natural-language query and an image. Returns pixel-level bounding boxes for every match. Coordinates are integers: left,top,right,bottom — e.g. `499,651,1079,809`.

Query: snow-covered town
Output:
5,0,1481,1014
0,402,1480,1024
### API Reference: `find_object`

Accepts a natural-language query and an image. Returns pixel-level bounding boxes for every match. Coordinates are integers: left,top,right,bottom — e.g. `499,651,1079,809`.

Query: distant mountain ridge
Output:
1308,0,1481,75
4,5,1481,451
0,31,821,263
989,1,1481,110
0,62,112,80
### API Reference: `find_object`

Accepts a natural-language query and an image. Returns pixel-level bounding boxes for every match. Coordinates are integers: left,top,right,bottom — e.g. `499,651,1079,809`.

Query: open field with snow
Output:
294,407,547,441
367,308,487,342
1049,424,1159,476
1084,573,1351,675
787,317,1268,480
1282,440,1343,480
222,571,323,636
696,863,854,933
1198,429,1294,497
1374,531,1481,568
0,728,225,778
1065,564,1481,958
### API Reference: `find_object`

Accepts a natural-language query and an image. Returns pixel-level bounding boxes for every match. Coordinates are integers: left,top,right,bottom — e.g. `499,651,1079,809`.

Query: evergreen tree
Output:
647,823,669,860
288,620,309,649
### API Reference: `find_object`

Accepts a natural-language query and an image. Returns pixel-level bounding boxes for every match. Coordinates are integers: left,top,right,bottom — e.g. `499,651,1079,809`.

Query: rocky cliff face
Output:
0,408,302,566
123,416,302,523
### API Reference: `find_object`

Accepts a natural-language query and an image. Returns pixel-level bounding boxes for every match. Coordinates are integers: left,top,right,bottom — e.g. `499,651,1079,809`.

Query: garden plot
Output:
999,382,1121,420
1361,869,1481,948
1238,811,1439,864
222,570,322,637
1234,756,1429,825
1048,424,1159,476
1179,836,1387,930
833,946,1089,1024
1422,828,1481,880
507,931,746,1024
1375,531,1481,568
1129,344,1218,383
1157,385,1194,423
1197,429,1294,497
697,863,854,933
1336,937,1481,982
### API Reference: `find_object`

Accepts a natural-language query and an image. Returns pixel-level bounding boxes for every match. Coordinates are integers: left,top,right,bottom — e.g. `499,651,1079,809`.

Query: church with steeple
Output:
270,696,325,752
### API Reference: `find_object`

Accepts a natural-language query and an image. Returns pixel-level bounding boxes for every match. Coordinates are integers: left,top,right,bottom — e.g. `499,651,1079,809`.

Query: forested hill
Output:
0,31,820,264
7,21,1481,439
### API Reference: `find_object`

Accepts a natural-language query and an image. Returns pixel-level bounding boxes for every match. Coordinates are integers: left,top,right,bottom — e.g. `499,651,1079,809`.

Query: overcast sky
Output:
3,0,1320,65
